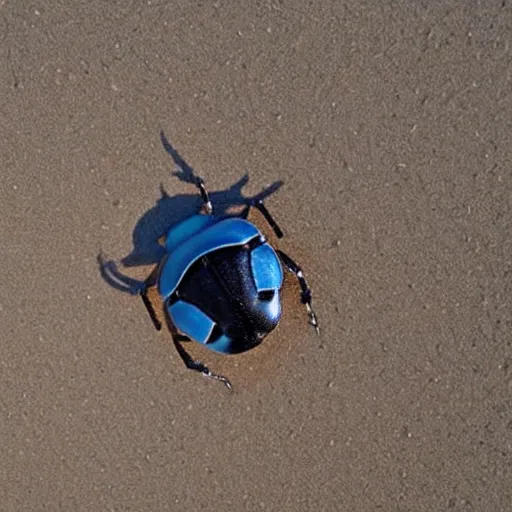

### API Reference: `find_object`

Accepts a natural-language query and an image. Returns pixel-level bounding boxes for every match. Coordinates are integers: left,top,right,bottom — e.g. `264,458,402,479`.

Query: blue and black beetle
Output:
139,176,319,389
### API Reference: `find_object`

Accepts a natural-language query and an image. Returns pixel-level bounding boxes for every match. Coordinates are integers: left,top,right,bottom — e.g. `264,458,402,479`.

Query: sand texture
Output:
1,1,511,510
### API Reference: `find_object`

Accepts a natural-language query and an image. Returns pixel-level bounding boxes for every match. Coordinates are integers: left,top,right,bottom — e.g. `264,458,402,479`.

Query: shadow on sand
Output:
98,131,283,294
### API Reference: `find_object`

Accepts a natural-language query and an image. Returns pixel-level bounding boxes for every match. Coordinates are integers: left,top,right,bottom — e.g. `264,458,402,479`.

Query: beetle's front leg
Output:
249,199,284,239
277,250,320,335
172,334,232,390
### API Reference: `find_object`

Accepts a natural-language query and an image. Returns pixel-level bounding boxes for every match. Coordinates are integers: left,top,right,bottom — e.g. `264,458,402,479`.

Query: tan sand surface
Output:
1,1,511,510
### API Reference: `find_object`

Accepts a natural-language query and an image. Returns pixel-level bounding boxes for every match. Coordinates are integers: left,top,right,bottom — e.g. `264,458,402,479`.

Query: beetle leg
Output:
140,291,162,331
172,334,233,390
195,177,213,215
250,199,284,239
139,266,162,331
276,250,320,335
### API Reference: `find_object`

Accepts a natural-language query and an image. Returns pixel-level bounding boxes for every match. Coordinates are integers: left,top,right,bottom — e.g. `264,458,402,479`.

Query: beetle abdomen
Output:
168,242,283,354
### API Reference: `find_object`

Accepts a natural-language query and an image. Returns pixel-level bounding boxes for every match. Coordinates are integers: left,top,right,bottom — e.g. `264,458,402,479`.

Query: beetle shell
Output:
158,215,284,354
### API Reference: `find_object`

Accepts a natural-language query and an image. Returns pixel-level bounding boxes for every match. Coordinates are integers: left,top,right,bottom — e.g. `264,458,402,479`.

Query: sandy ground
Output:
1,1,511,511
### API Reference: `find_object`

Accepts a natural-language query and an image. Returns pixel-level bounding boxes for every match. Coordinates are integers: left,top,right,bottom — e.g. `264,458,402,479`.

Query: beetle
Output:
139,176,319,389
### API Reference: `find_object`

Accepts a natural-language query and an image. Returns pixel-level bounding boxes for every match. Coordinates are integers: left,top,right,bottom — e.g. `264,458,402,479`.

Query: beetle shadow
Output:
98,130,283,294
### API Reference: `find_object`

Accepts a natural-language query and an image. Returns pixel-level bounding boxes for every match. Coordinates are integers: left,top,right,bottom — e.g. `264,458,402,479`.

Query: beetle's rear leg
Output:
172,333,232,390
250,199,283,239
139,266,162,331
277,250,320,334
195,177,213,215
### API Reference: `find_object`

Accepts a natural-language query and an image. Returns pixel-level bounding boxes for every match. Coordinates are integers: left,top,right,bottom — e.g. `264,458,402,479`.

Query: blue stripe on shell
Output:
158,217,261,300
167,299,216,344
164,214,219,253
250,243,283,292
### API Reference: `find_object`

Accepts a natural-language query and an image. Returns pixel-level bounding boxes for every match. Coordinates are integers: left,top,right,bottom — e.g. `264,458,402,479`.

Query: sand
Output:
1,1,511,510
